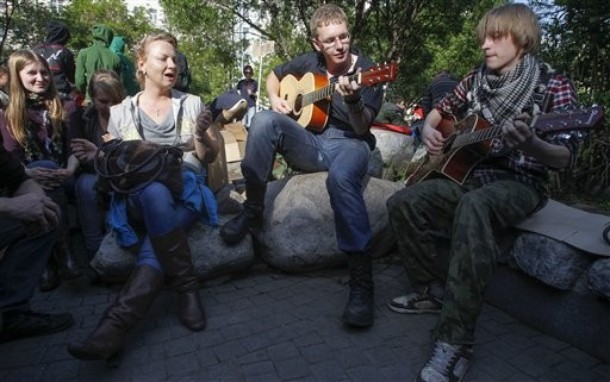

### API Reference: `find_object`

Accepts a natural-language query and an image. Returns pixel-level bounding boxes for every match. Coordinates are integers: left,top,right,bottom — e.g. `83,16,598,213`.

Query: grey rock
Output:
371,128,416,180
255,173,403,272
588,258,610,300
513,233,594,290
91,219,255,284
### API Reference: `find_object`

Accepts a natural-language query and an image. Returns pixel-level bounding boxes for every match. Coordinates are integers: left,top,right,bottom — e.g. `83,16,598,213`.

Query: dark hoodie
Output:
75,24,121,99
33,21,75,95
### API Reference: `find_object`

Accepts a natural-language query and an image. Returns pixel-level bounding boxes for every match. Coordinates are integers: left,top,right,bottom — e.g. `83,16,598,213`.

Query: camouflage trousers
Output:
387,177,543,345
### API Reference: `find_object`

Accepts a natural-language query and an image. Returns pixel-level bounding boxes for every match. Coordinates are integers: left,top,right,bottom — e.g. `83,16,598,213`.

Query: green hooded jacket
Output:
75,24,121,100
109,36,139,96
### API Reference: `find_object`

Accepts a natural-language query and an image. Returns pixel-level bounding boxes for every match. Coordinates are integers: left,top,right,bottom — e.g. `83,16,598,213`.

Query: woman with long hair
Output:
0,49,82,291
68,32,221,362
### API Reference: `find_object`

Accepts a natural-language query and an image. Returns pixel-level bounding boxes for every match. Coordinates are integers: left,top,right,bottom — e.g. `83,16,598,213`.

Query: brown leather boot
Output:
39,258,60,292
150,229,206,332
67,265,164,360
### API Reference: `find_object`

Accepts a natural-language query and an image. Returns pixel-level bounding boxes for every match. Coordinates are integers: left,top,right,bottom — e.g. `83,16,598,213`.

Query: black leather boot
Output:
67,265,164,360
219,205,262,245
342,253,374,328
151,229,206,332
220,180,265,245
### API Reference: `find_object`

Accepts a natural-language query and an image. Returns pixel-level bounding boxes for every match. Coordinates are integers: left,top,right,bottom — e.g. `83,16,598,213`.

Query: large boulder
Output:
254,173,403,272
371,128,417,180
91,218,255,284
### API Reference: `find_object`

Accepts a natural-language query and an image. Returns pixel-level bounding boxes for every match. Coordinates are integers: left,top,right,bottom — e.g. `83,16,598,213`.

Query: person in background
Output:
33,20,76,102
0,64,9,110
69,70,126,263
236,64,258,128
375,94,407,126
109,36,139,96
0,50,83,292
68,32,221,362
173,50,191,93
220,4,383,328
0,133,74,343
420,70,459,115
386,4,579,381
74,24,121,102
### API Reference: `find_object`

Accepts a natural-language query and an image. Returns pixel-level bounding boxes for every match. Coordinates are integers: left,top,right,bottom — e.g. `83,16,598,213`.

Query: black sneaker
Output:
388,292,443,314
417,340,473,382
0,310,74,343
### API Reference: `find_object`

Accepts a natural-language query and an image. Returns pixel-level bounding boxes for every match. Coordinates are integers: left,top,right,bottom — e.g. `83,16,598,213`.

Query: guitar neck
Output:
451,125,503,150
302,73,360,108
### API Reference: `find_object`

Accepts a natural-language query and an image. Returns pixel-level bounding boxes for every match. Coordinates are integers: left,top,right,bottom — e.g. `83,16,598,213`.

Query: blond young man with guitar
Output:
220,4,384,328
386,4,581,382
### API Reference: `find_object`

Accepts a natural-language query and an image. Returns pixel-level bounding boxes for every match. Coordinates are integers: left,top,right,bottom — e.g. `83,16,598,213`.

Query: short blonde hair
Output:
309,4,349,39
476,3,541,55
134,32,177,87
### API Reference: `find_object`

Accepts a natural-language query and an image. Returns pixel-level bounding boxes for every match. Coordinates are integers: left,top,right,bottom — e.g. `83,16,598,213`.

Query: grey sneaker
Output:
417,340,473,382
388,292,442,314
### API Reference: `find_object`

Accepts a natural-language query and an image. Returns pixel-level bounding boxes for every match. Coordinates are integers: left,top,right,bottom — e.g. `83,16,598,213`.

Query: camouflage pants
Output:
387,177,543,344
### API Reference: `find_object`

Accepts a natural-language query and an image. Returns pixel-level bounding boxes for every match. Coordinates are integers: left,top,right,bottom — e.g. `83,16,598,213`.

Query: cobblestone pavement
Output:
1,257,609,382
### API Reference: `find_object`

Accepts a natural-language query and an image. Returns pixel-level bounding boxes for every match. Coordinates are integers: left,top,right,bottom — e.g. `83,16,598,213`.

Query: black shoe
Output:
342,285,374,328
220,209,260,245
0,310,74,343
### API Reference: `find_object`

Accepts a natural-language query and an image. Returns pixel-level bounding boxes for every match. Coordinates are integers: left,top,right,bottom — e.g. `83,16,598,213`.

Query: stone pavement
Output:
1,255,609,382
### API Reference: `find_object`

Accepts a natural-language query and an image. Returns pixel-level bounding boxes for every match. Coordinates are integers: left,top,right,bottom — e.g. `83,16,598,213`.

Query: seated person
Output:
0,134,74,343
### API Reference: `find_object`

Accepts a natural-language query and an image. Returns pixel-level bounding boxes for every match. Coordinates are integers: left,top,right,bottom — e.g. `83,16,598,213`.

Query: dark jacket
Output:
0,130,28,193
33,21,76,96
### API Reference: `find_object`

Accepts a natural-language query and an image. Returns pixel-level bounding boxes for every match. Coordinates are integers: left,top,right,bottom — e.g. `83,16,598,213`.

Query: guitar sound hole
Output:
294,95,302,114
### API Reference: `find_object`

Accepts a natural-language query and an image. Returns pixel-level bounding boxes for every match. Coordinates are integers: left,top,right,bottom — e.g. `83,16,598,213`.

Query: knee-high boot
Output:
67,265,164,360
55,227,83,280
150,229,206,332
342,253,375,328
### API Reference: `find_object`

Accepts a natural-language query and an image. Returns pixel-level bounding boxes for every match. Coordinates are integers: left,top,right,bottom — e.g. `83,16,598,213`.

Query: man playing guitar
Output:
220,4,383,328
386,4,580,382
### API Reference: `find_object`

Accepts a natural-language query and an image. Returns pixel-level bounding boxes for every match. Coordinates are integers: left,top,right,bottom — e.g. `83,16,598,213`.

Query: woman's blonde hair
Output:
476,3,541,56
88,69,126,105
309,4,349,39
5,49,63,146
134,32,177,88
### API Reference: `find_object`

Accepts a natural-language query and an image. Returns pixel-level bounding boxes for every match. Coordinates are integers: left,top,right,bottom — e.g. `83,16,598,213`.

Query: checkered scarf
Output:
468,54,540,126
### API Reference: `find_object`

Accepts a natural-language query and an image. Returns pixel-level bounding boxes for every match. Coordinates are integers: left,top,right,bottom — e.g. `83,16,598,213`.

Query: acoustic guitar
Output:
279,62,398,132
405,106,605,186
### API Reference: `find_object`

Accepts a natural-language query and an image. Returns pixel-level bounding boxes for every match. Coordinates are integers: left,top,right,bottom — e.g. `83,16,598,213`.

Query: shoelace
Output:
426,342,459,374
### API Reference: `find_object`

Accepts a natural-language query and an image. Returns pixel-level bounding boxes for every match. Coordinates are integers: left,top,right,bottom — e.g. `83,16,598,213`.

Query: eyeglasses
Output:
317,33,350,49
244,71,253,75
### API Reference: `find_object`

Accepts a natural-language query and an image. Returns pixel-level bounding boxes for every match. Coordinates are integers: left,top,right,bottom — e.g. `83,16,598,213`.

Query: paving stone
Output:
1,258,607,382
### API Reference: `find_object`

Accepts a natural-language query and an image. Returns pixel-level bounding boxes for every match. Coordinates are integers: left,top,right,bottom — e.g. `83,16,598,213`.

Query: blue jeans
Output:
242,110,372,253
127,182,199,271
74,173,106,259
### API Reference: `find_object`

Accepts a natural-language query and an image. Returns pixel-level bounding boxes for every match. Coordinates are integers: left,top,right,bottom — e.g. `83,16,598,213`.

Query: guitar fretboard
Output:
302,73,359,107
452,126,503,149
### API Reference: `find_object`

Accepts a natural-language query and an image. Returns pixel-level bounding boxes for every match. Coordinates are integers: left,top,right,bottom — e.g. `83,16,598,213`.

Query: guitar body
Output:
279,73,330,132
406,114,492,185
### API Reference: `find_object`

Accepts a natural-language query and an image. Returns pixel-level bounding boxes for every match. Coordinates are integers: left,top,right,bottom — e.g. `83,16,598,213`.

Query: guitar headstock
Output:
534,105,605,133
360,62,399,87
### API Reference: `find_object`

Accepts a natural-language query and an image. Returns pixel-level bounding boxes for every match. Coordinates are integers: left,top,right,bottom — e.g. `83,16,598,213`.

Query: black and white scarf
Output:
468,54,540,127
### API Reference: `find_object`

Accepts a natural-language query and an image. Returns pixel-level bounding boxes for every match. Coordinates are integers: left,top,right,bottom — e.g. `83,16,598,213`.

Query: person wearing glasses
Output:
221,4,383,328
236,64,258,128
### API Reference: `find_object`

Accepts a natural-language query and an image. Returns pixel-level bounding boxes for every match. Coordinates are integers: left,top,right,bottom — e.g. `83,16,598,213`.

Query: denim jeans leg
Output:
75,173,106,259
323,137,372,253
242,111,327,186
130,182,200,272
0,218,56,311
